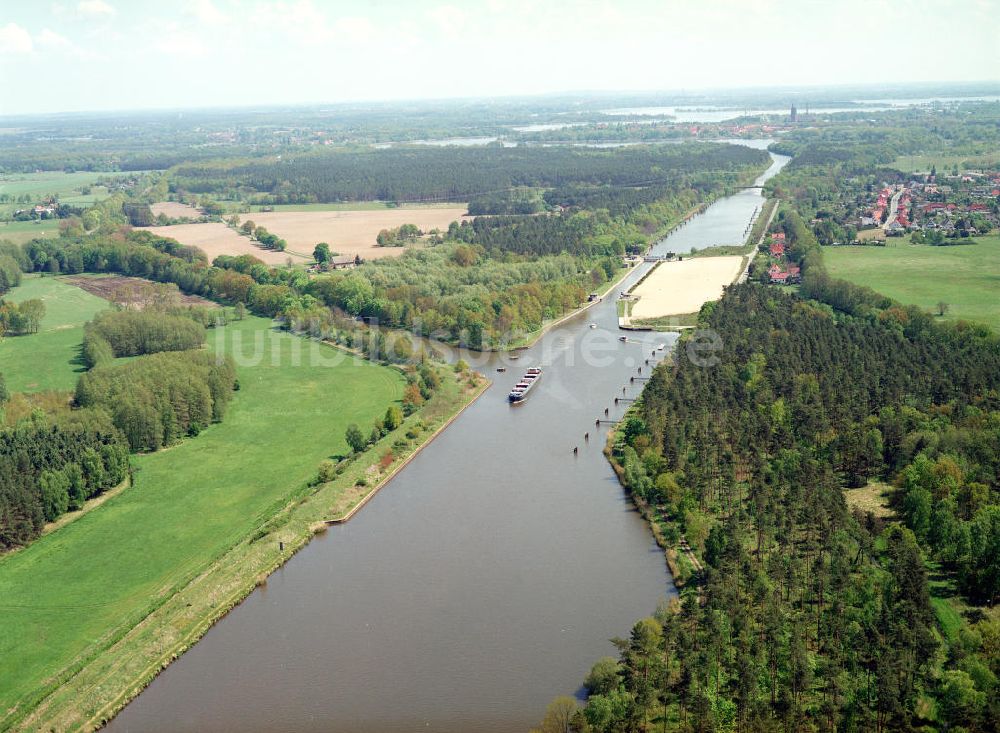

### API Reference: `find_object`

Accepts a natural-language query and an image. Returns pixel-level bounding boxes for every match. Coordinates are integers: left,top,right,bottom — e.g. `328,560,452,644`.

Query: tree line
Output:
82,309,206,368
0,254,22,295
13,141,768,351
76,350,237,452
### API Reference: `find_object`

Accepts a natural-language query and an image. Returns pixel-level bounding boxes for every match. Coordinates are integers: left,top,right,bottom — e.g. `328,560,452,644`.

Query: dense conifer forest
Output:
169,143,767,205
571,279,1000,732
0,409,129,548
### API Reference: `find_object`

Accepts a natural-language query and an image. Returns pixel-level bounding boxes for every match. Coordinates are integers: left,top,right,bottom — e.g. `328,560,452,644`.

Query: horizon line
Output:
3,79,999,121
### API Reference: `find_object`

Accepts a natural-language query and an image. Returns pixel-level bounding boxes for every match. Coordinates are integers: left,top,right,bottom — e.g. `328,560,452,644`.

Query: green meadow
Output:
0,171,110,219
0,219,64,245
823,236,1000,331
891,152,1000,173
0,171,106,199
0,316,403,724
0,275,112,392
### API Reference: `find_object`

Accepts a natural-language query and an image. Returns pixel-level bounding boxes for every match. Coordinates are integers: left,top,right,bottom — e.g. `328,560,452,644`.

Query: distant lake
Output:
601,95,1000,123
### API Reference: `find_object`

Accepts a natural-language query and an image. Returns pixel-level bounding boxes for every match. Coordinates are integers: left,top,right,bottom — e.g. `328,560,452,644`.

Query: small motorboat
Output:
496,367,506,372
657,344,666,351
510,354,520,360
619,336,628,342
589,323,597,329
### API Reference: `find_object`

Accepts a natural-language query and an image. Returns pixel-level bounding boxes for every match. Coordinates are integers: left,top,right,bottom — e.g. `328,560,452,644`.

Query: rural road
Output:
883,188,902,229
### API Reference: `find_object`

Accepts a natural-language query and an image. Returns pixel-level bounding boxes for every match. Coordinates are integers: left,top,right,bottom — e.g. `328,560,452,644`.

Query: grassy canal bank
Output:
0,316,486,732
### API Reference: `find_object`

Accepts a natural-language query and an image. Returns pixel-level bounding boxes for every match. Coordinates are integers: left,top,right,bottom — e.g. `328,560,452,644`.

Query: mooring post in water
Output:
614,397,619,405
573,446,578,455
595,418,600,427
638,366,642,374
585,432,589,441
605,407,609,416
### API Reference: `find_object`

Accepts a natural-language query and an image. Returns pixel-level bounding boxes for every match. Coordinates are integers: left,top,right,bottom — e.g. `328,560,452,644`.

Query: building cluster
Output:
856,170,1000,239
763,232,801,284
12,201,59,220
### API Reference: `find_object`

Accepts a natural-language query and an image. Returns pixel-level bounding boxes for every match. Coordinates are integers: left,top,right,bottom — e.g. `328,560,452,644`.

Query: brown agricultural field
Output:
137,222,308,266
246,206,469,260
150,201,203,218
140,206,468,266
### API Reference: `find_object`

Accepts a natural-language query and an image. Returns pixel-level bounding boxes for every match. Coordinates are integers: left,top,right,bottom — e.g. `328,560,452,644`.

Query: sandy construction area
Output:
150,202,203,218
630,256,744,318
141,207,468,266
139,223,308,266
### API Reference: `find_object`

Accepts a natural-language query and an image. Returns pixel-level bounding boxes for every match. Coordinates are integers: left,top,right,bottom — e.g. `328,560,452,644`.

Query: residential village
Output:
854,169,1000,242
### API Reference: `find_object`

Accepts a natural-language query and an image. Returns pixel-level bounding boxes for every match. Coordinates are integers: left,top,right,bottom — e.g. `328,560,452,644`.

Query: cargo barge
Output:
508,367,542,403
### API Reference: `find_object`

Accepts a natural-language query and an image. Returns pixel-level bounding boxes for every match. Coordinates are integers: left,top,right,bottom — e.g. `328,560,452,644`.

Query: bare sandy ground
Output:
630,256,744,318
150,202,202,218
141,207,468,265
138,223,307,266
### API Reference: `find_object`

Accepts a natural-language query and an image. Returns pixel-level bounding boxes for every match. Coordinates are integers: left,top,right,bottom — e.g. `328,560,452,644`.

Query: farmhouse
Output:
330,256,359,270
768,263,801,285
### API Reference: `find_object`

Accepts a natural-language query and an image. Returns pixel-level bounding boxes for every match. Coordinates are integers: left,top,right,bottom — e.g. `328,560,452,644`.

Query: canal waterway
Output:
105,143,789,733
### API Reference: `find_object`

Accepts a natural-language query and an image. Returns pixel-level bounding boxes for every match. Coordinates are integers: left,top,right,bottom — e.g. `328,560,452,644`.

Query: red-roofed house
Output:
768,263,800,284
770,241,785,257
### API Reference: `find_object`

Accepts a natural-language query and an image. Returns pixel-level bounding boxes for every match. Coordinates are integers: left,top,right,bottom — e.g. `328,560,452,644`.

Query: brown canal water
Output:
104,145,788,733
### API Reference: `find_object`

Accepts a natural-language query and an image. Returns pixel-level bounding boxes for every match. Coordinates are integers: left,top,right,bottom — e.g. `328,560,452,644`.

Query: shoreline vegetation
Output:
6,355,486,733
604,421,693,588
609,205,786,579
0,312,486,732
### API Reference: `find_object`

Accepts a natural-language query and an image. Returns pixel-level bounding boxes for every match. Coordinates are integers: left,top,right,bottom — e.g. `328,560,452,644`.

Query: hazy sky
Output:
1,0,998,115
